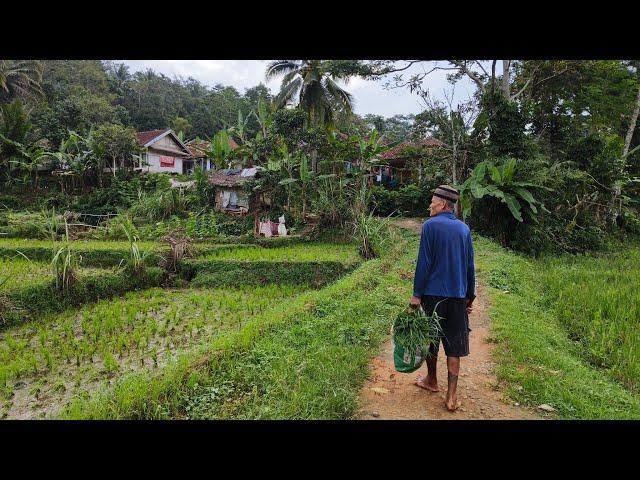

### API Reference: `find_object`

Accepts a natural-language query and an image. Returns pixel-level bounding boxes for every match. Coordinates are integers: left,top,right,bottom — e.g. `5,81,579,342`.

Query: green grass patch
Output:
474,235,640,419
182,244,361,288
187,262,356,289
200,244,359,263
0,238,164,268
0,257,104,291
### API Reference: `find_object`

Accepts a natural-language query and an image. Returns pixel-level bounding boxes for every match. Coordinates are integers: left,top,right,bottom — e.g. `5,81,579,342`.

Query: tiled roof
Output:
185,137,240,158
378,137,447,160
185,138,211,158
136,129,170,146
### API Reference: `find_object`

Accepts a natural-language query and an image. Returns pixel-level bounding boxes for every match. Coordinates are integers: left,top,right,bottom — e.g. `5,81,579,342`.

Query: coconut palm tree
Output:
0,60,44,102
265,60,355,128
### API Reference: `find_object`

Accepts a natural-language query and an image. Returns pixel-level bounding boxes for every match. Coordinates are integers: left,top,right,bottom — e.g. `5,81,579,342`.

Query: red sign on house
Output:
160,156,175,167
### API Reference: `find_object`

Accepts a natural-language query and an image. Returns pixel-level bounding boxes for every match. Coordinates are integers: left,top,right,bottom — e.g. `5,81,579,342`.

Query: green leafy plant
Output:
458,158,550,222
206,130,233,169
393,304,443,356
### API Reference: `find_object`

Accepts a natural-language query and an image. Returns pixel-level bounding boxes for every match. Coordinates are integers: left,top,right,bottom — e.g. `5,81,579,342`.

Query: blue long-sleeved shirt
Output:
412,212,475,300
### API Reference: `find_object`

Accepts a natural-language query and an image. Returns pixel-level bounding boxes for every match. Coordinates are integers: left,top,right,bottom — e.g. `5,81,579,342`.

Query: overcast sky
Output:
119,60,479,118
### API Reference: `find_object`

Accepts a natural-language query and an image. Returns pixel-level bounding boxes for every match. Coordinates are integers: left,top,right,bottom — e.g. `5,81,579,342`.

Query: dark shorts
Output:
421,295,471,358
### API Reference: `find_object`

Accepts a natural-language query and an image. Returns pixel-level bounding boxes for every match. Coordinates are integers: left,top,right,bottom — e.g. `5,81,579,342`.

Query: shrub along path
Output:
356,218,539,420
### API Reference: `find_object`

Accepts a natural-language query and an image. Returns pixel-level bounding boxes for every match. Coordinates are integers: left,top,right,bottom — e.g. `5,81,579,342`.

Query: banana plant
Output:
227,110,260,165
252,97,273,140
206,130,233,169
349,129,400,215
2,133,51,191
458,158,551,222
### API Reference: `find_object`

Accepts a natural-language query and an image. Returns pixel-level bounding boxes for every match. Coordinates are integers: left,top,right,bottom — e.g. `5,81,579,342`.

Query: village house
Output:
133,129,194,174
183,137,239,174
373,137,447,187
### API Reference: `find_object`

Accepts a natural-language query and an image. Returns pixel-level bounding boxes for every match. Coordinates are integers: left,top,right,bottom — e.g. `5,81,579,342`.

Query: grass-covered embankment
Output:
539,245,640,393
475,236,640,419
0,256,166,330
0,239,163,268
181,244,360,288
59,229,414,419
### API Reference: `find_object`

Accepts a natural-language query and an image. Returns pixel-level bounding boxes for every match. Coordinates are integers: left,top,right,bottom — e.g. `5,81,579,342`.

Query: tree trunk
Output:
623,84,640,158
450,114,457,184
501,60,511,100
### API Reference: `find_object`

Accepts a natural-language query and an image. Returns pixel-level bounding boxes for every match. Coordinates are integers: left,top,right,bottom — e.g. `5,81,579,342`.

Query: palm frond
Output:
280,70,298,86
324,77,354,113
274,77,303,108
265,60,301,81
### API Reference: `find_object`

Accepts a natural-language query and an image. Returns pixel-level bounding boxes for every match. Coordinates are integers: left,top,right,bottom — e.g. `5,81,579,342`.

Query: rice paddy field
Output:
0,235,363,419
476,236,640,419
539,246,640,393
0,285,306,419
0,257,107,291
200,244,360,263
3,225,640,420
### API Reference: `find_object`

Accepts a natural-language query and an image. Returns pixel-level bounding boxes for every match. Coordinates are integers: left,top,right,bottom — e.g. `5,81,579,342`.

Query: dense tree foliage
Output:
2,58,639,256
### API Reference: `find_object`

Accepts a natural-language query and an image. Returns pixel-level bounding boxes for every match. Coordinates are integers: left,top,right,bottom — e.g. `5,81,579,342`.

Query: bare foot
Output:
414,374,439,392
445,397,462,412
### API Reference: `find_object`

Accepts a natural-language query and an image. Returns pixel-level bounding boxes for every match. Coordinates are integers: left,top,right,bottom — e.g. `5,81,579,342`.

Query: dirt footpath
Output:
355,218,539,420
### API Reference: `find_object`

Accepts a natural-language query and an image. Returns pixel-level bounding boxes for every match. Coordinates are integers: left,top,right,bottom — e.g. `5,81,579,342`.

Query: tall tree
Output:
90,123,139,184
265,60,354,128
0,60,44,102
623,61,640,158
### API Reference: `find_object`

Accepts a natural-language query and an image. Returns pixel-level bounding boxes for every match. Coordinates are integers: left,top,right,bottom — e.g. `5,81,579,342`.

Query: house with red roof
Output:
373,137,447,187
132,129,241,174
134,129,193,174
183,137,240,173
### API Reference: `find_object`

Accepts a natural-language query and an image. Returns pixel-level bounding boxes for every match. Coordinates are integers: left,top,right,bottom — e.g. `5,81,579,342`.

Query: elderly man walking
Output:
410,185,476,412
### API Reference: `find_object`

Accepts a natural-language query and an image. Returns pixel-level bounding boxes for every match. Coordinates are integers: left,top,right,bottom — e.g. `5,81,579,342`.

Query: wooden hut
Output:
208,167,259,215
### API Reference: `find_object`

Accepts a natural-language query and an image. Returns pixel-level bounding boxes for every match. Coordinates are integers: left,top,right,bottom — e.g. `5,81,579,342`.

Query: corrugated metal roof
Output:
208,168,256,187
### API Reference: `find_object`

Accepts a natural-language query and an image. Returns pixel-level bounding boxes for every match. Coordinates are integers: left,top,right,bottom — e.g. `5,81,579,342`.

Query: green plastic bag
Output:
393,342,427,373
392,304,442,373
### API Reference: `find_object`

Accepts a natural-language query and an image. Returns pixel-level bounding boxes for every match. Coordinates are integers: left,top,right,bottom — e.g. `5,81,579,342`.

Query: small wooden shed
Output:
208,168,259,215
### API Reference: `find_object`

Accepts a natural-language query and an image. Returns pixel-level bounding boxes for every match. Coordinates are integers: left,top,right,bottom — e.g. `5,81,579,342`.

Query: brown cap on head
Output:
433,185,459,203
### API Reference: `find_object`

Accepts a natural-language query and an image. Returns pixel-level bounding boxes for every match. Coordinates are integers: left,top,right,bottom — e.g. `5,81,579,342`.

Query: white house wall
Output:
144,153,183,173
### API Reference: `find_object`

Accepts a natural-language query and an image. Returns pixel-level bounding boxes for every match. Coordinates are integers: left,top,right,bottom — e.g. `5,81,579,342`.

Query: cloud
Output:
119,60,477,118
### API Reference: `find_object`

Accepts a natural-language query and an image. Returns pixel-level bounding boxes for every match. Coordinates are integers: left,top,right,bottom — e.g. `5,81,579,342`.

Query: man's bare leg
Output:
445,356,461,411
415,354,439,392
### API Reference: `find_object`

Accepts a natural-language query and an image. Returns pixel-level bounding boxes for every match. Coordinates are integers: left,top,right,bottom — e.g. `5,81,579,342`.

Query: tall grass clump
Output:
130,188,191,222
120,216,146,276
393,304,443,356
51,219,80,295
351,212,391,260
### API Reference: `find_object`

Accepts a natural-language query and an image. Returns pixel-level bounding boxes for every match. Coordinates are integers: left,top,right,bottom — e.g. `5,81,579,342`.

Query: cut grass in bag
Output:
393,302,443,373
